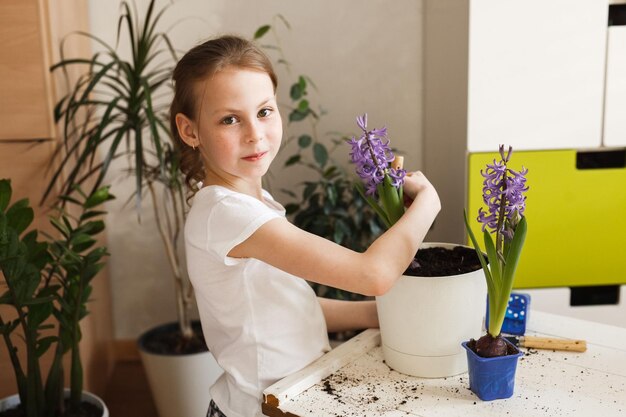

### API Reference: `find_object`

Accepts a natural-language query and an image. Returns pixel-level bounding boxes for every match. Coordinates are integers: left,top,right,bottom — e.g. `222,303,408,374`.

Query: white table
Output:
262,311,626,417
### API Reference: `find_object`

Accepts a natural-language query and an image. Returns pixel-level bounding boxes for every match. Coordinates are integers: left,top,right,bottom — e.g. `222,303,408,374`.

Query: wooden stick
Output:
391,156,404,170
520,336,587,352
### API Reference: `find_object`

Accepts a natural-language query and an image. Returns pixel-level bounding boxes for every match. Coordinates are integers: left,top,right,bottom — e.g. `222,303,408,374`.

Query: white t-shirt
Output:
184,185,330,417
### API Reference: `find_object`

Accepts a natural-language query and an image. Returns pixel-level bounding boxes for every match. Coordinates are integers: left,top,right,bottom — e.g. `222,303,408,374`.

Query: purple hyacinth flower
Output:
357,114,368,131
388,167,407,188
477,146,528,240
348,114,404,198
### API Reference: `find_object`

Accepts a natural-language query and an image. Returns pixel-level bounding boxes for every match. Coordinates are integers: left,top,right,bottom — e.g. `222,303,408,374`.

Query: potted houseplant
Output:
347,114,487,378
0,179,112,417
462,145,528,401
43,1,222,416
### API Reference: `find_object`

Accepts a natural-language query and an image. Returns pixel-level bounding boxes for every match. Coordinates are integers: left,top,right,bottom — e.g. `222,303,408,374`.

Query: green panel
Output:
467,150,626,288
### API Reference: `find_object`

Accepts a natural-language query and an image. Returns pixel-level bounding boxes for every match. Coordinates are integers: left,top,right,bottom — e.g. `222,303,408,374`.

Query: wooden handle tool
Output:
517,336,587,352
392,156,404,170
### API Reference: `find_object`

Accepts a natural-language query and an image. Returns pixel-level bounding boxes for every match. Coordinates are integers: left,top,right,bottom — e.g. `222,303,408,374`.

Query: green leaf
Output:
298,135,312,148
85,247,108,265
81,263,104,282
78,220,105,236
289,109,308,122
28,302,53,329
70,234,96,253
486,218,525,335
284,203,300,215
297,99,309,112
6,205,34,236
0,179,11,212
333,220,345,244
313,143,328,168
354,182,391,228
378,176,404,225
502,216,527,283
335,219,351,244
280,189,297,199
80,210,107,222
298,75,307,92
290,83,303,101
0,289,11,305
254,25,271,39
483,229,501,288
50,217,70,238
35,336,56,357
463,210,493,292
84,186,114,209
284,155,301,167
22,295,56,306
463,210,499,336
326,184,337,206
323,166,338,180
303,182,318,200
59,194,82,206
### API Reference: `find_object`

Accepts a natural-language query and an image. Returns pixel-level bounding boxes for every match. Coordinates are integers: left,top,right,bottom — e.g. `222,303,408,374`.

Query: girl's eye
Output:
258,108,272,118
221,116,237,125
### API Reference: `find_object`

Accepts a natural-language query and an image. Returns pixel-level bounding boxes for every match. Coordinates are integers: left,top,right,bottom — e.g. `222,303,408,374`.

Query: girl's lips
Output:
242,151,268,162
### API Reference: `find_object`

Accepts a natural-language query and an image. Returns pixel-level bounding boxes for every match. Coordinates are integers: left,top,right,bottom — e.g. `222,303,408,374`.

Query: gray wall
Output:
87,0,425,339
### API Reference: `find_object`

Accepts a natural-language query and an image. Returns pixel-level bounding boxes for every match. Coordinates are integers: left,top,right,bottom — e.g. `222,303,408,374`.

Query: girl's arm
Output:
317,297,378,333
229,171,440,296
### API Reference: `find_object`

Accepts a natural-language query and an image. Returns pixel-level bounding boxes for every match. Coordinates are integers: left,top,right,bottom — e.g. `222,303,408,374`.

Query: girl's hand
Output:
402,171,438,203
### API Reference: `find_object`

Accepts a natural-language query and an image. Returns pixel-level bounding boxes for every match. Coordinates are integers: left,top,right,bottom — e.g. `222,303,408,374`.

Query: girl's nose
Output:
245,120,263,143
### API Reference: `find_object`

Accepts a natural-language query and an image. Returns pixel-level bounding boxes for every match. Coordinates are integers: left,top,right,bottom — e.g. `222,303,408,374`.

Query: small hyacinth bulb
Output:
475,334,508,358
392,156,404,170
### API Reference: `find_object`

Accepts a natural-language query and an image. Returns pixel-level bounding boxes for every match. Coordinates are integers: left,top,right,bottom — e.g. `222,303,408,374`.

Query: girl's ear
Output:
175,113,200,148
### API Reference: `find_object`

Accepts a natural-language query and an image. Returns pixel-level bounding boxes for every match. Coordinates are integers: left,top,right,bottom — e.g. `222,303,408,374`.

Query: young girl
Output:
171,35,440,417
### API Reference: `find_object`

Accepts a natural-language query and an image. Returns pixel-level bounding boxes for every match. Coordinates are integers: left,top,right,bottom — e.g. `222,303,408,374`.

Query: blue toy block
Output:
485,293,531,336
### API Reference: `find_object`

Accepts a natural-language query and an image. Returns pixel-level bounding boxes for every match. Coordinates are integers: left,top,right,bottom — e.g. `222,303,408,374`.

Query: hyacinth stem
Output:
392,156,404,203
363,132,386,179
495,164,508,257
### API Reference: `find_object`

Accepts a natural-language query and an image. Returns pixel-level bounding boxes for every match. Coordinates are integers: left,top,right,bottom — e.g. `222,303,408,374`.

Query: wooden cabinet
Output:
0,0,55,140
424,0,621,243
603,25,626,146
0,0,114,398
424,1,626,296
466,0,607,152
467,149,626,288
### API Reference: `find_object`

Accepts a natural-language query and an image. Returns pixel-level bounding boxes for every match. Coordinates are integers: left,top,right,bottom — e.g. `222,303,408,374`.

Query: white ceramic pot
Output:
0,390,108,416
376,242,487,378
138,322,223,417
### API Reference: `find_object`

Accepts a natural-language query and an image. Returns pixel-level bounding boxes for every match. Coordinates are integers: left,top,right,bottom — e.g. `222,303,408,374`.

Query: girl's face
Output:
188,67,282,188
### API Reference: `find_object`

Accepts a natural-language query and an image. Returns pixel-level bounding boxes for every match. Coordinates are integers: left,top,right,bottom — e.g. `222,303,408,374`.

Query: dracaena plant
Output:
347,114,407,229
0,179,112,416
44,0,199,347
464,145,529,357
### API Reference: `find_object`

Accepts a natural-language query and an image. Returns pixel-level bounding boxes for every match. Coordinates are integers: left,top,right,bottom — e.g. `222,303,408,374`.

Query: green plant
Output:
44,0,197,346
0,179,112,416
464,145,528,358
346,113,407,229
254,20,383,300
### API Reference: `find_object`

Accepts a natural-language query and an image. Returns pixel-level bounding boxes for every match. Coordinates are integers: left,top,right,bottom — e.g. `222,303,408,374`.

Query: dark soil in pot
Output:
404,246,483,277
0,400,102,417
138,320,208,355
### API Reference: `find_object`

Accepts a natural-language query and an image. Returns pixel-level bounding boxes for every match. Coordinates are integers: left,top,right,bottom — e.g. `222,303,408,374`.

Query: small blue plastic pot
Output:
461,339,523,401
